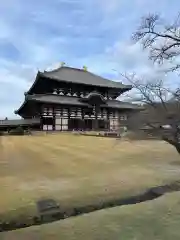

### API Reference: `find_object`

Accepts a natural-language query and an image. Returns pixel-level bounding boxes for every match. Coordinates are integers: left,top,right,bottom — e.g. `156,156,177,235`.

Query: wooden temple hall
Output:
14,66,139,131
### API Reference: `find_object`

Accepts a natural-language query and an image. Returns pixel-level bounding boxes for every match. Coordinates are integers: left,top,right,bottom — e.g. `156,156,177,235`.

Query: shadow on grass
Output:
170,160,180,166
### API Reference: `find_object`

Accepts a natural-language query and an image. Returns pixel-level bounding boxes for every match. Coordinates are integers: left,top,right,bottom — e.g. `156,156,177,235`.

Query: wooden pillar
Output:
93,105,99,131
52,106,55,131
68,107,70,131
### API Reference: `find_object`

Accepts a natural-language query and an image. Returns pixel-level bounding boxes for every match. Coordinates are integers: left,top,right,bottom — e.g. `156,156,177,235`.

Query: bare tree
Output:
122,73,180,154
133,13,180,71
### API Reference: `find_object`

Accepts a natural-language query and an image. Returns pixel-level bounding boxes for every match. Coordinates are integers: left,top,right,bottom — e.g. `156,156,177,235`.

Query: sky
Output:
0,0,180,118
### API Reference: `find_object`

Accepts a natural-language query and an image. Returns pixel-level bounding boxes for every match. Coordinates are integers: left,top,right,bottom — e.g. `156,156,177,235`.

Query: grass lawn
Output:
0,133,180,218
2,191,180,239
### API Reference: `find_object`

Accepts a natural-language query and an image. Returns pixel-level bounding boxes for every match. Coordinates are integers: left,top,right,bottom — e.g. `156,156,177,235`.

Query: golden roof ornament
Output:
83,65,88,71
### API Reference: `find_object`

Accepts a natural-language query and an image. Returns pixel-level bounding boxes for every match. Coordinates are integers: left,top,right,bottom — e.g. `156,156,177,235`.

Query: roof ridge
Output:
43,66,62,74
43,66,124,84
43,66,85,74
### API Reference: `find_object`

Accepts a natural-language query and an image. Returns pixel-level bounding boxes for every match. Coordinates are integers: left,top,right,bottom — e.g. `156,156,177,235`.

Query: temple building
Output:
14,66,140,131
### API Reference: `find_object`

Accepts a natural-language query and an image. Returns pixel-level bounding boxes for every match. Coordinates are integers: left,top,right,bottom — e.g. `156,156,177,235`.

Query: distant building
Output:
13,66,140,131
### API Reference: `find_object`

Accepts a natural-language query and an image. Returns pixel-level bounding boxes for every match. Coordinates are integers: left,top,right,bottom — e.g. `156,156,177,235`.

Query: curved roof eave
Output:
14,95,33,115
26,71,41,94
18,94,142,110
14,99,27,115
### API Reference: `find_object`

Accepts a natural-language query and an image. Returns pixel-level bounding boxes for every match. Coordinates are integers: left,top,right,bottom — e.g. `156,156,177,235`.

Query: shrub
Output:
0,131,4,136
25,128,32,135
9,126,24,135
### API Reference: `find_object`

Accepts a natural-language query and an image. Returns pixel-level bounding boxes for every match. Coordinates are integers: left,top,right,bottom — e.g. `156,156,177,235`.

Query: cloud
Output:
97,0,122,15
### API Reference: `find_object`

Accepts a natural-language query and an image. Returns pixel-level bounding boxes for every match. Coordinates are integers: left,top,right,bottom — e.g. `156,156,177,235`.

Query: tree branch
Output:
133,13,180,71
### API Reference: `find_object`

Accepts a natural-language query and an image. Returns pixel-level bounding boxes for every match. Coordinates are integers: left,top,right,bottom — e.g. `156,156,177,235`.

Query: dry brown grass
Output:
0,133,179,214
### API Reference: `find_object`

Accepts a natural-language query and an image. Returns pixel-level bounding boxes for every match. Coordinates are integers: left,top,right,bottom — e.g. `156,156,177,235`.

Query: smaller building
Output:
0,119,40,131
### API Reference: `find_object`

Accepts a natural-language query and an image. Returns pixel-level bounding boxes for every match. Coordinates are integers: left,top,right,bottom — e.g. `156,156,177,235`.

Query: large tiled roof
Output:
27,94,141,110
28,94,86,106
39,66,132,89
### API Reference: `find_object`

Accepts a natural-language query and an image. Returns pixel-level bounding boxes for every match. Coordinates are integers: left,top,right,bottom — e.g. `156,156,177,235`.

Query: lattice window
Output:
43,125,47,131
61,118,68,130
62,118,68,124
48,125,53,131
62,125,68,130
55,117,61,130
56,125,61,130
55,118,61,125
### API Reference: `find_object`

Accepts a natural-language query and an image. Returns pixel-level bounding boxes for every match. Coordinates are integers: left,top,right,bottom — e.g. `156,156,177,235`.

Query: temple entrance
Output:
84,119,93,130
84,119,107,131
68,118,109,131
42,116,54,131
68,119,93,131
98,120,108,130
68,119,83,131
91,119,109,131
